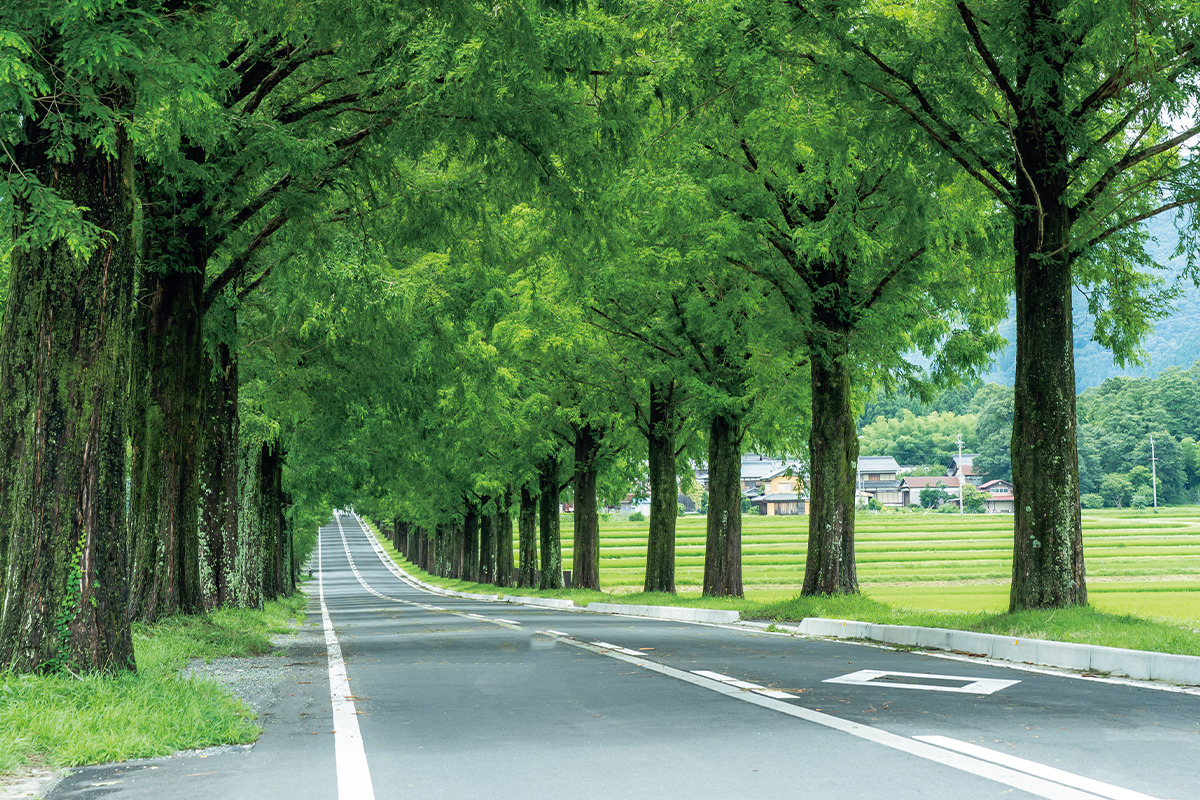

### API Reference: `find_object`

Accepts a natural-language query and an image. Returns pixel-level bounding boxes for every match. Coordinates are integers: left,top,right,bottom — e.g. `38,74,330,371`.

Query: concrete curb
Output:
502,595,577,609
587,602,740,625
787,617,1200,685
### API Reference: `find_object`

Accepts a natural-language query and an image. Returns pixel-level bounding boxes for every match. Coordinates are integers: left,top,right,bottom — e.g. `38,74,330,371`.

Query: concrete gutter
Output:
775,617,1200,686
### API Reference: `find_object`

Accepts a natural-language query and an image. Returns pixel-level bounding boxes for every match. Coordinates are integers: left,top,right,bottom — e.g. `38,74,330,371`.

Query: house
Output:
899,475,961,507
857,455,903,506
979,479,1015,513
948,453,986,486
737,453,787,492
751,492,807,516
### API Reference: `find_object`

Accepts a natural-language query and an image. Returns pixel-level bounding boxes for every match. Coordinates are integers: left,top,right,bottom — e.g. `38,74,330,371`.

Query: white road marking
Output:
319,522,376,800
559,639,1155,800
591,640,644,656
914,736,1162,800
692,670,797,700
824,669,1020,695
544,629,570,637
492,618,520,626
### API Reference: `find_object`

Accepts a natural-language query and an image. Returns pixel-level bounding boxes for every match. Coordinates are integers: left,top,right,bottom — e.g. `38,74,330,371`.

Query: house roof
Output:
862,479,902,489
739,454,785,481
979,479,1012,490
858,455,900,472
986,493,1015,501
757,492,804,502
902,476,960,489
763,463,804,481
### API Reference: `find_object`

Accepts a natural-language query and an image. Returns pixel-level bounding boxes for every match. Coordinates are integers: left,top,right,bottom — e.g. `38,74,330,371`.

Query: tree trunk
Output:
234,441,265,610
259,441,285,600
478,498,495,585
496,490,515,587
0,112,137,673
395,518,409,558
127,269,205,621
415,526,429,571
463,505,480,583
539,459,564,590
1009,100,1086,610
802,336,860,595
517,483,539,588
703,412,743,597
572,424,603,591
198,341,239,610
644,379,677,593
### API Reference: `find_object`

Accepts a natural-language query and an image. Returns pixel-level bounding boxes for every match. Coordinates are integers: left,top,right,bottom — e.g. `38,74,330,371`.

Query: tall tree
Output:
807,0,1200,608
0,1,159,672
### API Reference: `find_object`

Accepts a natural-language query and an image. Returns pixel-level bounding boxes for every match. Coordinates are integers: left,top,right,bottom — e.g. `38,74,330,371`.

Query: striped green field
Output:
541,507,1200,623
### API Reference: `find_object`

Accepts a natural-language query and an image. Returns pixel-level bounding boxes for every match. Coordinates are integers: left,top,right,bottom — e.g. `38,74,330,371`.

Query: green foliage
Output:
628,511,645,522
860,410,978,465
960,485,987,514
1080,493,1106,510
919,485,951,509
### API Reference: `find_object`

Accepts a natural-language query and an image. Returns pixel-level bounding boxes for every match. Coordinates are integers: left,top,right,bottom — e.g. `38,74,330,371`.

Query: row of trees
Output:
3,0,1199,673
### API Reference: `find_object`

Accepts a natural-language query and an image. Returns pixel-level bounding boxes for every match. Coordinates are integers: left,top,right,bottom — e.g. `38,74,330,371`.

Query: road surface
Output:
51,513,1200,799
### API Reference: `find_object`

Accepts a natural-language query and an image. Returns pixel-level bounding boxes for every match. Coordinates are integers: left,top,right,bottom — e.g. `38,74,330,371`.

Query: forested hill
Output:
982,213,1200,392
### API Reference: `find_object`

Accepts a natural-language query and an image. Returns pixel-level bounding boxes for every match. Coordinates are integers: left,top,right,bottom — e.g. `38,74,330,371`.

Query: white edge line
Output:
321,521,377,800
914,736,1163,800
562,639,1136,800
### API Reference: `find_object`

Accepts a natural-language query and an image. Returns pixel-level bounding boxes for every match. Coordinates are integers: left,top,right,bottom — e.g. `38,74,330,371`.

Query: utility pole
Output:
956,434,965,514
1150,434,1158,512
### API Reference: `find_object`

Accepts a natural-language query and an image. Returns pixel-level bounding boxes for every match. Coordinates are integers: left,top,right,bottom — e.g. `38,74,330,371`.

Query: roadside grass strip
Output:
0,593,304,774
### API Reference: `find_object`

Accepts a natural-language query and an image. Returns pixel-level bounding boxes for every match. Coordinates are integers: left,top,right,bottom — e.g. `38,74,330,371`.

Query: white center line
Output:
319,521,376,800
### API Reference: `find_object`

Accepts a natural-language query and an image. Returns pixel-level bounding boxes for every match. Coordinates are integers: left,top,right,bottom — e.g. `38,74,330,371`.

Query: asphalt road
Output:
51,513,1200,799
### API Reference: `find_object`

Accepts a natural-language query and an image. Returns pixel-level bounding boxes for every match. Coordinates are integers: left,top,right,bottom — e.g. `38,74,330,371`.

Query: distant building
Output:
978,479,1014,513
948,453,986,486
857,455,902,507
899,475,961,507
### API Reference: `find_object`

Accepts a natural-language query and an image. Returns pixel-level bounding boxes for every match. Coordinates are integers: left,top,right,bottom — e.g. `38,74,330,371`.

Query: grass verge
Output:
364,522,1200,659
0,592,307,775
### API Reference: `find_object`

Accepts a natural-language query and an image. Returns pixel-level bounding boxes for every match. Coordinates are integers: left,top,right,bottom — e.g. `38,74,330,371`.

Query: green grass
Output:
0,592,307,774
364,510,1200,658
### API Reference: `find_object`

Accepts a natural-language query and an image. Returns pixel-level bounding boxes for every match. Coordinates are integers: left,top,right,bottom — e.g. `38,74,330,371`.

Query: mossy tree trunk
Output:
127,268,205,621
517,483,539,588
0,113,137,673
801,327,860,596
703,412,743,597
1009,103,1086,610
572,423,603,591
539,459,564,590
233,441,265,610
644,379,677,594
198,341,239,610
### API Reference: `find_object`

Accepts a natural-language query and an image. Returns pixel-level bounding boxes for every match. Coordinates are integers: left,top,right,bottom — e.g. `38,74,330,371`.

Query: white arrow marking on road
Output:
825,669,1020,695
321,520,376,800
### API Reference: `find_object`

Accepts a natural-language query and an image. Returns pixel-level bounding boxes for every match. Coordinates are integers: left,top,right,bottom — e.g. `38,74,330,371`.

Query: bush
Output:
628,511,645,522
867,498,883,512
1080,493,1106,509
1131,490,1152,509
937,503,959,514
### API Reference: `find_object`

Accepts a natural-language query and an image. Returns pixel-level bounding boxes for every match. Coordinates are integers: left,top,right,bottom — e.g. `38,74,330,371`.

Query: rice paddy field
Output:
542,507,1200,624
